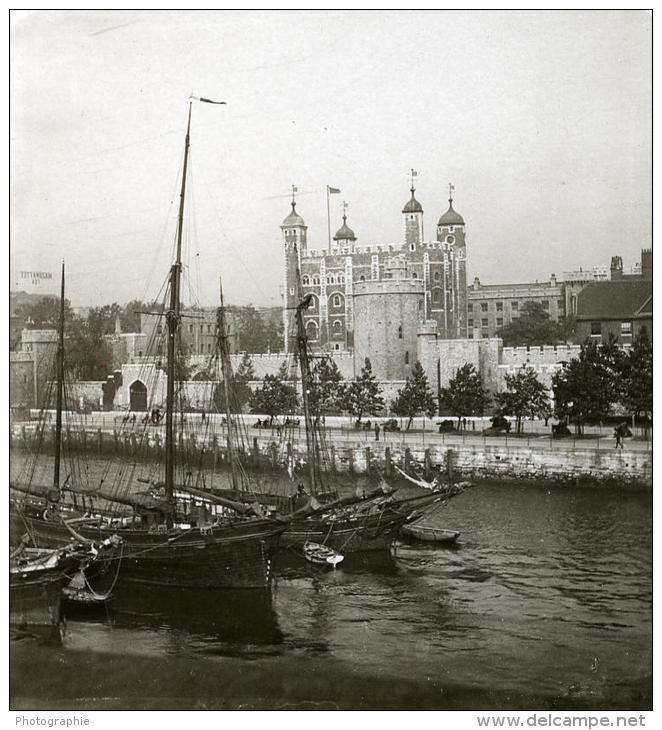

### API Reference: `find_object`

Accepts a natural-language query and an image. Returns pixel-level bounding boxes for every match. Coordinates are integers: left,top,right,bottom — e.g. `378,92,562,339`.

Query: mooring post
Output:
405,447,412,474
424,448,432,481
365,446,371,475
330,444,336,473
385,446,392,478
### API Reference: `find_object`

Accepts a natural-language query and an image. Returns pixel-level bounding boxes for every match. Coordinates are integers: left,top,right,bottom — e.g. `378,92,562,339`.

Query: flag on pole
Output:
190,95,227,105
328,186,341,194
412,170,418,177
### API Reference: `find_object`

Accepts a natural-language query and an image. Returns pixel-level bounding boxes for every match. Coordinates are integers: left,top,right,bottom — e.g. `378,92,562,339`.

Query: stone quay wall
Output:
10,424,651,489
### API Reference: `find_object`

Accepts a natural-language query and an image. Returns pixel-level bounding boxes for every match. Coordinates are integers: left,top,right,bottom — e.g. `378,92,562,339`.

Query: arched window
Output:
302,275,309,285
306,321,318,340
404,351,409,364
332,320,342,335
412,272,418,279
434,270,441,281
432,288,442,304
307,294,318,311
312,275,320,286
129,380,148,411
328,275,335,284
332,293,343,308
338,274,344,284
398,325,403,339
359,275,365,281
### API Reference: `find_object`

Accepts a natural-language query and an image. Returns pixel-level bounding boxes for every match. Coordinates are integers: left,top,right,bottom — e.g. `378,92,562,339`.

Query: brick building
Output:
467,275,565,339
282,182,468,354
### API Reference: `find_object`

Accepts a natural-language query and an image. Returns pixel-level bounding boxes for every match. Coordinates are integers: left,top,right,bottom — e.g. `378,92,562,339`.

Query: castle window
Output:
497,318,503,327
591,321,602,336
468,319,473,327
335,344,339,350
410,243,415,251
434,271,440,280
359,275,365,281
405,351,409,364
208,343,212,353
398,325,403,339
333,294,341,307
338,274,344,284
450,226,454,232
306,321,318,340
189,324,193,333
621,321,632,335
481,318,488,327
312,276,320,286
511,301,518,311
332,320,342,335
481,303,488,312
302,275,309,285
207,324,212,333
496,302,503,312
432,288,442,304
412,272,418,279
468,304,473,312
289,287,295,295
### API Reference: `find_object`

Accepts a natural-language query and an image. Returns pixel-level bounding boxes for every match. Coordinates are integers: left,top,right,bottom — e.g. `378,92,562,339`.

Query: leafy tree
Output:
391,361,436,430
309,357,346,423
16,296,75,331
248,368,298,423
439,363,490,428
120,299,149,333
496,301,564,346
214,352,255,413
620,332,652,421
87,304,122,337
552,340,620,435
65,314,113,381
496,366,550,434
345,358,384,423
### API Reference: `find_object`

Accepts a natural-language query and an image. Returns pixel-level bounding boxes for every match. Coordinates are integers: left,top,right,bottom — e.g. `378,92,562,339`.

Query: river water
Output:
10,453,652,710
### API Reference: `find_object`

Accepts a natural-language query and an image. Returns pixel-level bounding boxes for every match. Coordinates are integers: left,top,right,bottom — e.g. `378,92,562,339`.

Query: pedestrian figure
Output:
375,423,380,441
201,409,206,422
614,425,623,449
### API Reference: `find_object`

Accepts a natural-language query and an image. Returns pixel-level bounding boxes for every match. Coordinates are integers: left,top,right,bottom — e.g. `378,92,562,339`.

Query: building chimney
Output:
610,256,623,281
641,249,652,280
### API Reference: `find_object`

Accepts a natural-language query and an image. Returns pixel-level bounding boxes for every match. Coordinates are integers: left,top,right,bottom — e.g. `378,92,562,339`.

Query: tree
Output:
309,357,346,423
439,363,490,429
620,331,652,422
120,299,149,333
65,314,113,381
552,340,620,435
391,361,436,430
16,296,75,331
248,368,298,423
345,358,384,423
496,366,550,434
214,352,255,413
496,301,564,346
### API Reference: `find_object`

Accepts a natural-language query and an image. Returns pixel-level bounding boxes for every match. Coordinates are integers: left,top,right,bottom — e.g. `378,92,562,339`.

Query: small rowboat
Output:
303,541,344,566
400,523,460,544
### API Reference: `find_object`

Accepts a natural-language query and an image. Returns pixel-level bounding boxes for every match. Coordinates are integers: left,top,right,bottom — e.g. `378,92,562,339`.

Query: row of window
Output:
302,274,346,285
305,319,345,338
305,293,345,309
591,321,632,336
187,323,213,334
468,300,558,313
469,318,504,328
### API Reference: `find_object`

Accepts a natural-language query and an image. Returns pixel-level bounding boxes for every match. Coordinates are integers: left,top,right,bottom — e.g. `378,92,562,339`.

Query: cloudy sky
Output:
10,10,651,308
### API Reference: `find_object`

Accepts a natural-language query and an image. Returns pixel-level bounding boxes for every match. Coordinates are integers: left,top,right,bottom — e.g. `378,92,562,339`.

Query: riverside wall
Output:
10,424,651,488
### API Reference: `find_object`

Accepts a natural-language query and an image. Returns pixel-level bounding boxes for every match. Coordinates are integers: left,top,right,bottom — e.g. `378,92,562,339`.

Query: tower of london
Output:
282,181,468,379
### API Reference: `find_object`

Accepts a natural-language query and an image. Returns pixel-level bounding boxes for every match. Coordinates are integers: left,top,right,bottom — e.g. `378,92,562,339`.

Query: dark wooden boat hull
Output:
282,508,409,553
10,566,71,627
11,513,287,589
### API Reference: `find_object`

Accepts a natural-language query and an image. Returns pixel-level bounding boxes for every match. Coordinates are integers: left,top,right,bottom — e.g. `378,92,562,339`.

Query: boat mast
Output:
217,278,240,491
165,102,192,524
53,261,65,495
293,248,319,495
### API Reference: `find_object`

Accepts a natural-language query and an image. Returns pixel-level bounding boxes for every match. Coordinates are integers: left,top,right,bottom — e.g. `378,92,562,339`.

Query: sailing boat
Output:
10,101,287,588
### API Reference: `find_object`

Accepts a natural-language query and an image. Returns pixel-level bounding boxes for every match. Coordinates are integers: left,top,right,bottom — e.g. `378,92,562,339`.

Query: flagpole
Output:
326,185,331,252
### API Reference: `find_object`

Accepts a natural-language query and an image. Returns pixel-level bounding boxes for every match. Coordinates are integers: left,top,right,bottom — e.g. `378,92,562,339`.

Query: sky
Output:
10,10,652,308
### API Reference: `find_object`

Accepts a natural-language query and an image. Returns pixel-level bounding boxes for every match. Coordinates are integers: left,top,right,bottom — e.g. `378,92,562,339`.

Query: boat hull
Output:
400,524,460,543
11,512,287,589
10,567,71,627
282,508,409,553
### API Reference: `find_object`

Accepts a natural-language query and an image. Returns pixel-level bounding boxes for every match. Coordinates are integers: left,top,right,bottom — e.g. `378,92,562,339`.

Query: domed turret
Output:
402,186,423,214
282,200,306,227
438,199,464,227
333,214,356,242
